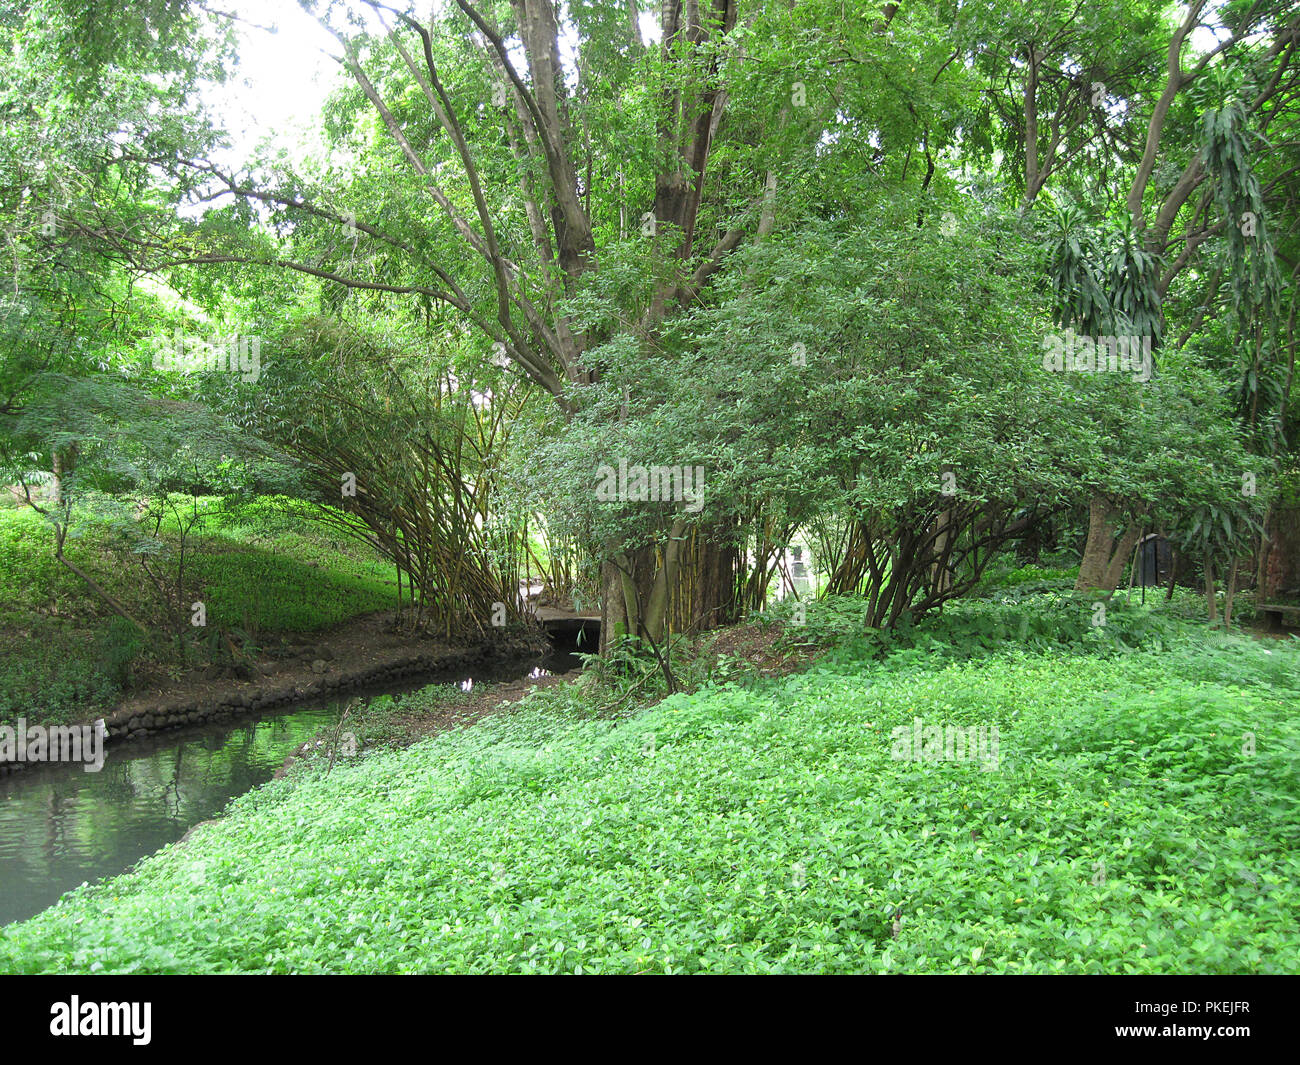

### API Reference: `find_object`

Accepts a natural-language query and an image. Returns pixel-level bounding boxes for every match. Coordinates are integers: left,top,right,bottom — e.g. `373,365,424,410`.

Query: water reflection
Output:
0,648,577,927
0,701,339,927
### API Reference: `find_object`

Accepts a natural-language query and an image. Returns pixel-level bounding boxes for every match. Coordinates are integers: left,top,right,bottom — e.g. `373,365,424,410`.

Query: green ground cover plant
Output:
3,595,1295,974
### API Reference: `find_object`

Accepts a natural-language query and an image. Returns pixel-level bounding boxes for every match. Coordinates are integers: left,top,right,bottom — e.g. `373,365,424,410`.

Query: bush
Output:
96,617,146,690
774,590,1190,667
0,621,120,726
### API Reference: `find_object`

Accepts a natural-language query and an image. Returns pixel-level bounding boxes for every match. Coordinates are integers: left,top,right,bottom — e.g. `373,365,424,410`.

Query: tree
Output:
985,0,1300,590
81,0,985,645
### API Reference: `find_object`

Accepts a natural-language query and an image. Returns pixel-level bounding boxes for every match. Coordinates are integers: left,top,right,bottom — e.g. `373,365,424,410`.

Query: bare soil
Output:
115,610,536,720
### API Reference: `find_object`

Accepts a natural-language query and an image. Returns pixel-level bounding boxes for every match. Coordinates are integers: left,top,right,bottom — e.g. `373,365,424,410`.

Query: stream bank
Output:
0,610,550,778
0,638,579,927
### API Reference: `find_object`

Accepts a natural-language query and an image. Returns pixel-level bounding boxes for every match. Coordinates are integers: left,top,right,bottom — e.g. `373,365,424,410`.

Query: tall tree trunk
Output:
1224,557,1239,627
50,447,62,505
1205,556,1218,623
1075,496,1144,594
677,524,742,635
1257,503,1277,599
49,441,78,505
929,509,954,595
599,525,740,652
599,558,628,653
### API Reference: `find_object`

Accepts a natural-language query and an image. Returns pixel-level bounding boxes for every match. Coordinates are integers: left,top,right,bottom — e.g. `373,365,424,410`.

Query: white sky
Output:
198,1,661,175
199,0,342,171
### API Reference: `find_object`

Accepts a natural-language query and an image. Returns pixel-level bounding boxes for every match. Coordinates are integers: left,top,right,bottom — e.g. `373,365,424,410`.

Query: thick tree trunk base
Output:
1075,496,1144,595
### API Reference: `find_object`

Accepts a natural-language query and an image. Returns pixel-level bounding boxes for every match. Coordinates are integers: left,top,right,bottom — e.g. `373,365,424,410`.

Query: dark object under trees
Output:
1257,504,1300,629
1137,533,1173,588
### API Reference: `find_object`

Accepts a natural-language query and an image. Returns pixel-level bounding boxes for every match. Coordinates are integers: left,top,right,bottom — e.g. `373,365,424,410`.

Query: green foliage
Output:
558,632,749,718
187,550,395,634
978,563,1080,593
96,617,146,690
1200,95,1282,319
0,620,120,724
0,497,400,726
0,507,128,722
1047,200,1162,343
0,505,65,620
0,0,1297,975
770,586,1193,667
2,597,1296,974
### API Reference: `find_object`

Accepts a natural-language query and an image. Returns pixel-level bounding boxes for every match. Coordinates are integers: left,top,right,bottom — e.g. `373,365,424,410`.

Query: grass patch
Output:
0,495,399,726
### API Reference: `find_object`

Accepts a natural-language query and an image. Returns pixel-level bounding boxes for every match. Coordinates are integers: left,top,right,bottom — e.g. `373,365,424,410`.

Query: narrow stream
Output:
0,646,580,927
